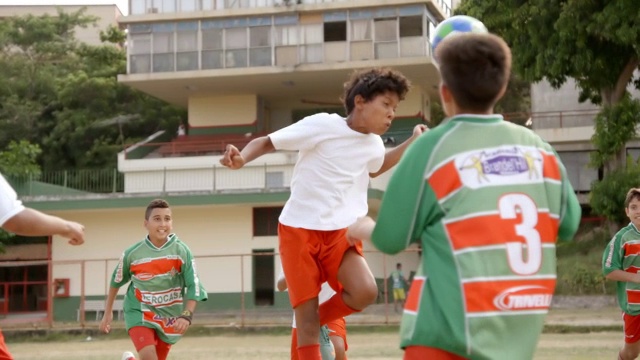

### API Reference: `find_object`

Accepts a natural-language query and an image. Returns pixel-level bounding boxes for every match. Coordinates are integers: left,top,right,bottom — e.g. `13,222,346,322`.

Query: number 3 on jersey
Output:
498,194,542,275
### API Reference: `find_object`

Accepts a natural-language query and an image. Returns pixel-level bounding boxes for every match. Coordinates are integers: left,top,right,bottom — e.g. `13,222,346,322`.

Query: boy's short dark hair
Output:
435,33,512,112
341,67,411,115
145,199,170,219
625,188,640,208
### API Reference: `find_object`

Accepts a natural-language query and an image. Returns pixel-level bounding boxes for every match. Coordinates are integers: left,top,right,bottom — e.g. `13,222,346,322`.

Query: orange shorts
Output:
327,317,348,351
128,326,172,360
0,330,13,360
279,223,363,308
404,346,468,360
624,312,640,343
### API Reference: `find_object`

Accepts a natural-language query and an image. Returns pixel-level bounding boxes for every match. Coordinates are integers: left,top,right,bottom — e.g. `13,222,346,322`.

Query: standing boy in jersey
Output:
99,199,207,360
0,173,85,360
603,188,640,360
348,33,581,360
390,263,407,313
220,67,426,360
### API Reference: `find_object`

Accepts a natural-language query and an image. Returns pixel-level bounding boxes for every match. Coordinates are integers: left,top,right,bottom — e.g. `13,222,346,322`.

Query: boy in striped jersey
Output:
99,199,207,360
603,188,640,360
348,33,581,360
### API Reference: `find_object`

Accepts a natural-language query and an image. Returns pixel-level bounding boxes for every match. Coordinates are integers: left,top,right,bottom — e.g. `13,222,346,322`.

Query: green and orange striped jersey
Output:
602,223,640,315
371,115,581,360
110,234,207,344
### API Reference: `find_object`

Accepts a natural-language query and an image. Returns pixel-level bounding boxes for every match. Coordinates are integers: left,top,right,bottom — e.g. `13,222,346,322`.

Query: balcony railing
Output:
9,169,124,198
530,109,600,130
10,164,296,200
129,0,451,16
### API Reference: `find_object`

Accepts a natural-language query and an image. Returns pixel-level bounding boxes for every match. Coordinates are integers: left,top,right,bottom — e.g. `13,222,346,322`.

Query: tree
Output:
0,9,186,171
456,1,640,171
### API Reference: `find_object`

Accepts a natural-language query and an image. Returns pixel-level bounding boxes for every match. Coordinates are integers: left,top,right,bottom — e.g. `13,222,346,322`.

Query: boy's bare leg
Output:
137,345,158,360
330,336,346,360
294,297,320,348
620,340,640,360
338,249,378,310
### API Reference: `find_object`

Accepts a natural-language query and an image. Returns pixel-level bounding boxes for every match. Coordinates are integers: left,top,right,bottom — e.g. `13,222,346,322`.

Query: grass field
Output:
7,330,624,360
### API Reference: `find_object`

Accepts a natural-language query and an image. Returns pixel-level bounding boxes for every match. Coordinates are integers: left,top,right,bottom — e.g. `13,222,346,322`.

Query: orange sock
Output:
319,289,360,325
297,344,321,360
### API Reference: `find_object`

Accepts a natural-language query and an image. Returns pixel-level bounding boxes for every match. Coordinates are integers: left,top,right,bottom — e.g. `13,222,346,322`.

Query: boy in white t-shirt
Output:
221,67,426,360
0,173,85,359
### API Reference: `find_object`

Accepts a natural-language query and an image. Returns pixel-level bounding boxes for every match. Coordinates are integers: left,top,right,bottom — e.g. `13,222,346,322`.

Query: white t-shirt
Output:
269,113,385,230
0,173,25,226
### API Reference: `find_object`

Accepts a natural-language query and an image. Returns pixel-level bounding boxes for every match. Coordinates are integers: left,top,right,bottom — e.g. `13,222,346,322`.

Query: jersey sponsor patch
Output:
136,287,183,307
454,146,545,189
493,285,553,311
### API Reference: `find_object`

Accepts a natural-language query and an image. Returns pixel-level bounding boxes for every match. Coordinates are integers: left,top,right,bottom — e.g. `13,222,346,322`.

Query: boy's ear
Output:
353,94,365,109
439,83,454,107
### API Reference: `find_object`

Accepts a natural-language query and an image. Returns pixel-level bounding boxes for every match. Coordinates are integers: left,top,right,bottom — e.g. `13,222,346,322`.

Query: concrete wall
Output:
188,94,258,127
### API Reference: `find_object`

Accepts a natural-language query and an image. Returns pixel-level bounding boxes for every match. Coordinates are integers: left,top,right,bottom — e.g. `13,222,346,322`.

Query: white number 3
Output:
498,194,542,275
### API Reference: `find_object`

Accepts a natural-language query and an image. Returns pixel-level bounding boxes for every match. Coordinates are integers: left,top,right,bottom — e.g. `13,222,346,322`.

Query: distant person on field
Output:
603,188,640,360
0,172,85,360
390,263,407,313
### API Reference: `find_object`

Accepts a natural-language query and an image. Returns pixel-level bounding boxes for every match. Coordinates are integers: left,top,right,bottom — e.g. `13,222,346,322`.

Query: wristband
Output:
179,310,193,325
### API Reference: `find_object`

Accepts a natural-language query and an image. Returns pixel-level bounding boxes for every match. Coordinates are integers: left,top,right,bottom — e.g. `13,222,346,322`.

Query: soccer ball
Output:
430,15,488,61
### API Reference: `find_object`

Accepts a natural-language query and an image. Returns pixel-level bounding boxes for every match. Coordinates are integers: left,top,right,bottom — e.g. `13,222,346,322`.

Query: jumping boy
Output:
0,172,85,360
347,33,581,360
220,67,426,360
99,199,207,360
602,188,640,360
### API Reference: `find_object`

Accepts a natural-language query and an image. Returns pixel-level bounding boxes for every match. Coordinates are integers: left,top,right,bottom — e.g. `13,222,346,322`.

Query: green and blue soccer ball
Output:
431,15,489,61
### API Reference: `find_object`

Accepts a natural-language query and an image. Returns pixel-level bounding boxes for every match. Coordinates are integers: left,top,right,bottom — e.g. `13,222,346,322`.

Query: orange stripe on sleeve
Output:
446,213,559,251
404,277,425,313
541,153,561,181
428,161,463,200
628,290,640,305
464,278,556,313
623,243,640,257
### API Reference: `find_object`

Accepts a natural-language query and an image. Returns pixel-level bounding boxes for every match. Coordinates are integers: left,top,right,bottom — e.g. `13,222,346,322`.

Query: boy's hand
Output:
173,317,191,334
99,312,113,334
412,124,428,138
347,217,375,245
61,221,85,245
219,144,245,169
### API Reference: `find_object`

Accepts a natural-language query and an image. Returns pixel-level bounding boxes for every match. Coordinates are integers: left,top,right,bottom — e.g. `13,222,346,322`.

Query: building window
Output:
374,18,398,59
176,21,198,71
152,23,175,72
253,207,282,236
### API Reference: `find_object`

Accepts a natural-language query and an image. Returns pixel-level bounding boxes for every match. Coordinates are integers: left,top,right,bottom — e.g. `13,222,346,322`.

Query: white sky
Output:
4,0,130,15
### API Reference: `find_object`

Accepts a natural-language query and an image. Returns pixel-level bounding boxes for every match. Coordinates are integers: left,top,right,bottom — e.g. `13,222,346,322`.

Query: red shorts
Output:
128,326,172,360
0,330,13,360
279,223,363,308
404,346,468,360
624,312,640,343
327,317,348,351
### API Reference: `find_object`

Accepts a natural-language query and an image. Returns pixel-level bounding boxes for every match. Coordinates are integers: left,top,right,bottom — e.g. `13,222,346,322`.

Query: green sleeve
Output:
371,132,442,255
181,247,208,301
110,251,131,288
555,153,581,241
602,233,623,275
